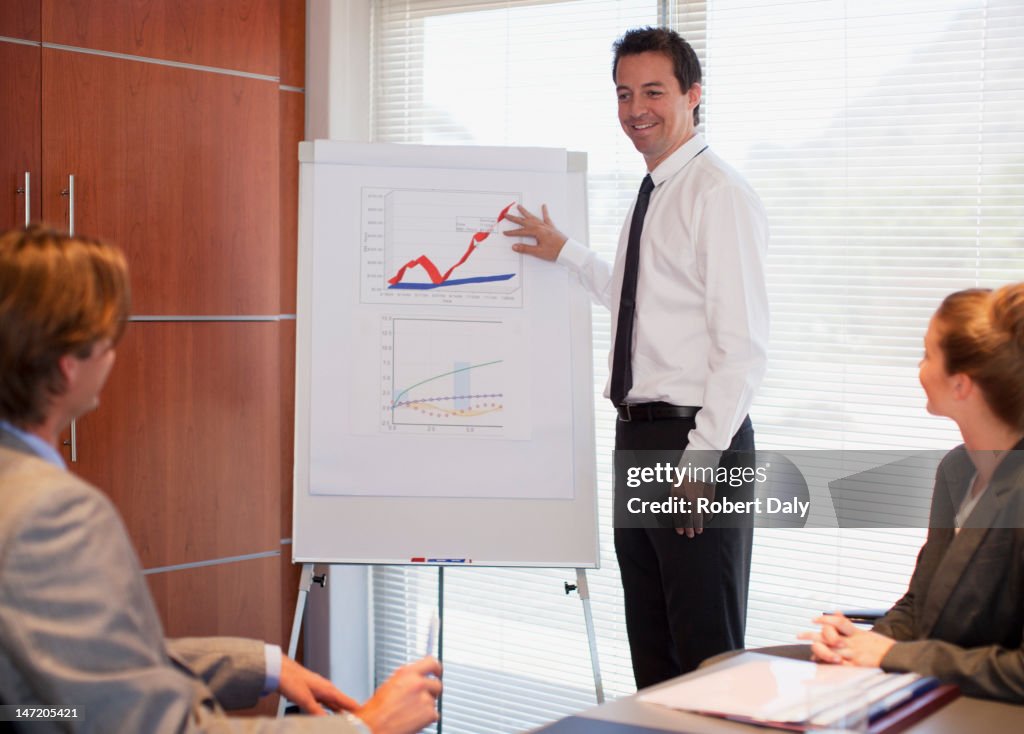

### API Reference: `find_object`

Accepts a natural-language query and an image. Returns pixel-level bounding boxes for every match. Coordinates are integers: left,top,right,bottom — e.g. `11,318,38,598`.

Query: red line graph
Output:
387,202,515,286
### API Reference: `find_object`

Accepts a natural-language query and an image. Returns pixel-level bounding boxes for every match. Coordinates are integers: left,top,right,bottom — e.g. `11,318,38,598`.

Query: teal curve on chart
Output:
389,360,503,412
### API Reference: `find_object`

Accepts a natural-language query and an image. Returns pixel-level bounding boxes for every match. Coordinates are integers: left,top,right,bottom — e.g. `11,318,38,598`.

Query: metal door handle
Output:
14,172,30,226
59,174,75,235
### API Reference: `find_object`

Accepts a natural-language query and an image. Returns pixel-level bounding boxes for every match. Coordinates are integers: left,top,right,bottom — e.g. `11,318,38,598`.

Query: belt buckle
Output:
620,404,632,422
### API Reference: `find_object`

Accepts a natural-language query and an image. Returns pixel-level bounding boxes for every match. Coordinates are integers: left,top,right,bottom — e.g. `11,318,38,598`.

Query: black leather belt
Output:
616,403,700,422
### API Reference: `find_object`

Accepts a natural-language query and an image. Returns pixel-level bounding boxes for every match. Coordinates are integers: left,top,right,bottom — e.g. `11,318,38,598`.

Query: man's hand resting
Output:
278,655,360,715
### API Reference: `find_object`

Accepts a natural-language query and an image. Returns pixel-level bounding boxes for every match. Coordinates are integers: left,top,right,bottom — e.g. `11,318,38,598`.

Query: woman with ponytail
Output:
801,283,1024,701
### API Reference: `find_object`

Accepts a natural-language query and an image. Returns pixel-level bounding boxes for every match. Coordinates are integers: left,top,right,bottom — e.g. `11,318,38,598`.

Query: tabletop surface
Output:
537,645,1024,734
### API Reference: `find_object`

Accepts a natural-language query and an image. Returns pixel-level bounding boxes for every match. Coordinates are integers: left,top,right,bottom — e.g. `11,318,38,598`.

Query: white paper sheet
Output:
639,652,894,724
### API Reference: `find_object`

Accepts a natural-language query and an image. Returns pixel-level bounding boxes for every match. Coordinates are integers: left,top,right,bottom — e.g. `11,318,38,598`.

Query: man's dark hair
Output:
612,27,702,126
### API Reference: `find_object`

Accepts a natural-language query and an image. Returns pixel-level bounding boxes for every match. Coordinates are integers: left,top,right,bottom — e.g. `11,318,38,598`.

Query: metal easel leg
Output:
571,568,604,704
278,563,326,717
436,566,444,734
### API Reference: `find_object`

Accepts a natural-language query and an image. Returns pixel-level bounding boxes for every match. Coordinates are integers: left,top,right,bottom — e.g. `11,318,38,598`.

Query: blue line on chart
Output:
392,393,503,409
388,273,515,290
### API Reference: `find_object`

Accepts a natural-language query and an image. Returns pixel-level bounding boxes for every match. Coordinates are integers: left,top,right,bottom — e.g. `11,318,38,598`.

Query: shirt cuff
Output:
555,237,591,270
343,712,373,733
679,446,723,474
262,643,282,696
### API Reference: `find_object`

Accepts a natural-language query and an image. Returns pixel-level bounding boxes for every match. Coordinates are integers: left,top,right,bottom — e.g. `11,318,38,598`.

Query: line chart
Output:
360,188,524,308
387,203,516,290
380,317,511,436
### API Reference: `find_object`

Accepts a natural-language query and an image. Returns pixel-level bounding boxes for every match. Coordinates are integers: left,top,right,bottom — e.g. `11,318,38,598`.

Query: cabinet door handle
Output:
17,171,30,226
59,174,77,461
15,172,30,227
61,421,78,463
59,174,75,235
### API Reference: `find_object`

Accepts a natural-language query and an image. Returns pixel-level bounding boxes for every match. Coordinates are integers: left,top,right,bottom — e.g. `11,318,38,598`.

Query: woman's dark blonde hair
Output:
936,283,1024,430
0,225,131,426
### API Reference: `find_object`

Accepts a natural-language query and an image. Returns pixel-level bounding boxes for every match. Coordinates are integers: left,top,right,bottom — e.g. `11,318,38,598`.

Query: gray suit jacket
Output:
875,440,1024,701
0,429,364,732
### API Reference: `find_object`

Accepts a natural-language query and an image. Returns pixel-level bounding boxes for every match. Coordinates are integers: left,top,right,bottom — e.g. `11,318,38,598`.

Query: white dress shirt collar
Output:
649,133,708,187
0,420,66,469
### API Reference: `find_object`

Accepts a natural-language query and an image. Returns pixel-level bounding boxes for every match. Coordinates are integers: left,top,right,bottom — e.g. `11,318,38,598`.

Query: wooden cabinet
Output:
280,90,303,313
71,322,281,567
0,41,41,231
1,1,41,230
148,554,282,641
280,0,305,89
0,1,40,40
41,48,280,315
42,0,279,76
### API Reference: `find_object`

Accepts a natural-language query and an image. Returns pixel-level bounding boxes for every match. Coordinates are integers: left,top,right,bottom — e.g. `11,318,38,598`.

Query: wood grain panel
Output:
279,0,305,88
279,552,303,662
280,89,303,313
279,319,296,540
147,554,283,717
42,0,279,77
69,321,281,568
0,42,42,230
42,48,280,315
279,317,298,655
148,555,282,642
0,1,40,41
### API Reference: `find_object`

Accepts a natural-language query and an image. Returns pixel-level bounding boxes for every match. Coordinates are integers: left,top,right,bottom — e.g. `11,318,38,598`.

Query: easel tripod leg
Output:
278,563,317,717
576,568,604,704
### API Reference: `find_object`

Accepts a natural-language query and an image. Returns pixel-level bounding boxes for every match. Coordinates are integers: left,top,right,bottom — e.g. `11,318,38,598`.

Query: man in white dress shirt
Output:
505,27,768,687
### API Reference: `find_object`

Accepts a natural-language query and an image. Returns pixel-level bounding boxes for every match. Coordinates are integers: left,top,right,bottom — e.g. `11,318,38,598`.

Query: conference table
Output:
531,646,1024,733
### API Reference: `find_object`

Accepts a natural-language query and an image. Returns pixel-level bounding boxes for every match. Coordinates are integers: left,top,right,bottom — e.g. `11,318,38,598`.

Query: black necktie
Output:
610,174,655,406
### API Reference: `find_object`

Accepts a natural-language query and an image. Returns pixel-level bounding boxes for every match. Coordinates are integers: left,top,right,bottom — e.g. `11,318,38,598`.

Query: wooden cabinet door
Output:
41,47,280,315
0,0,40,40
279,0,305,89
41,0,279,77
0,41,41,230
68,321,281,569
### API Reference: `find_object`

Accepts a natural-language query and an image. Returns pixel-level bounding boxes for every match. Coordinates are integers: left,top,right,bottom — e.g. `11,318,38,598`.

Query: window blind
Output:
702,0,1024,646
369,1,1024,730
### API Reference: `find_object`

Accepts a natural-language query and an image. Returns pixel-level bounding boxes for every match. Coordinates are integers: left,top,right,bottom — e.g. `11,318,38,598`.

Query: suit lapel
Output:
919,440,1024,636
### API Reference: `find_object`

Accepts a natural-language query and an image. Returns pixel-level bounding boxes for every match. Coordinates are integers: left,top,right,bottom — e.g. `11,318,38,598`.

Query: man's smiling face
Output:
616,51,700,171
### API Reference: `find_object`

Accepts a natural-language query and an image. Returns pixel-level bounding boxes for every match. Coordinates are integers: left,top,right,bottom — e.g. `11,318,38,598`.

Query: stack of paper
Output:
638,652,930,730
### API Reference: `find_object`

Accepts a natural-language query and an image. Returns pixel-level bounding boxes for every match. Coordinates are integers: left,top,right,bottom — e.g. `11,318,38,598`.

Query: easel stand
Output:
565,568,605,704
277,563,326,717
279,564,605,720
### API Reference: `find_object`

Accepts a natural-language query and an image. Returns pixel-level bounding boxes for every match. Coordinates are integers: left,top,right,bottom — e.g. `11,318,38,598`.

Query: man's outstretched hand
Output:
504,204,567,261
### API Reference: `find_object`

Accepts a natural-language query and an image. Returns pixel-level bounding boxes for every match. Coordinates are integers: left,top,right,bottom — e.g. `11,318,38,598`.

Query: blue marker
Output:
426,558,471,564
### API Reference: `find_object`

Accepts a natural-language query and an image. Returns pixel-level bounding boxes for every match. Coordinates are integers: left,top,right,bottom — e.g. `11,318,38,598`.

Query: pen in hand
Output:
425,613,440,659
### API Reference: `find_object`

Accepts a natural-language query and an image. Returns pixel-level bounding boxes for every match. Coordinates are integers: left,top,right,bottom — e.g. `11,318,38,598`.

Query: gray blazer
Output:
0,429,364,732
875,440,1024,701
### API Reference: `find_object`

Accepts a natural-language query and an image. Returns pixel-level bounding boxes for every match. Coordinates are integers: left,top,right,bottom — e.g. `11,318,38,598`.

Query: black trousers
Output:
614,414,754,689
